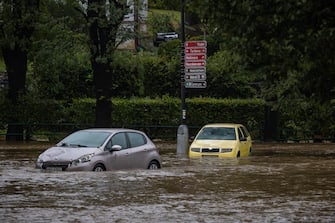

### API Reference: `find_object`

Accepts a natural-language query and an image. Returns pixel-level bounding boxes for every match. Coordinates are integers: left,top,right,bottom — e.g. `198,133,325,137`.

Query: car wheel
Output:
148,160,160,170
93,164,106,172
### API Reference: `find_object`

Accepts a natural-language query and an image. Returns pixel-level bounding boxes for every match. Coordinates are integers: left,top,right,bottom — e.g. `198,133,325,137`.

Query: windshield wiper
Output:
59,142,88,147
70,144,88,147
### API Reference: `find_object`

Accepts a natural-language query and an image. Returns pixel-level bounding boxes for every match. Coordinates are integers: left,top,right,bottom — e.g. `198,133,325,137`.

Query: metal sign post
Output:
177,0,189,156
177,1,208,155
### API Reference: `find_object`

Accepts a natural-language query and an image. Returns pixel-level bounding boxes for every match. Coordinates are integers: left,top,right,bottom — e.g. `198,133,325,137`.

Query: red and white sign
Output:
184,40,207,88
185,61,206,67
185,40,207,48
184,41,207,66
185,54,206,60
185,48,206,54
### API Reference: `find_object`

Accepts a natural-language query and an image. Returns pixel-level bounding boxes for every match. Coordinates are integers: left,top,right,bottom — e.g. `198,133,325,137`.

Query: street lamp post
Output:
176,0,189,155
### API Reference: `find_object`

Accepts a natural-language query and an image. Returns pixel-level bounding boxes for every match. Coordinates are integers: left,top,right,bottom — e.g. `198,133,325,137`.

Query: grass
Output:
0,59,5,72
148,9,181,30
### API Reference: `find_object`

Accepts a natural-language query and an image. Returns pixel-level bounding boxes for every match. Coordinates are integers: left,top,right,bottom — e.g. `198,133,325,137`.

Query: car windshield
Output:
57,131,111,148
196,127,236,140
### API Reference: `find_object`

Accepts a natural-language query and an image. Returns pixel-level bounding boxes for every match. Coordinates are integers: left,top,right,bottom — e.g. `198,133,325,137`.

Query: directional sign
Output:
185,61,206,67
185,73,206,80
185,81,207,88
185,40,207,48
184,40,207,88
185,47,207,54
185,54,206,60
185,67,206,73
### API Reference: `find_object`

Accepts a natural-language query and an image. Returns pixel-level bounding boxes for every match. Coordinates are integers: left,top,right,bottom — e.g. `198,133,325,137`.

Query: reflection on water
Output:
0,142,334,222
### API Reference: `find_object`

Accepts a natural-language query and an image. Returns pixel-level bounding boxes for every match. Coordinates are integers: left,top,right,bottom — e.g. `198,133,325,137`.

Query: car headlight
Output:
190,148,201,152
35,158,43,168
71,153,94,166
220,148,233,153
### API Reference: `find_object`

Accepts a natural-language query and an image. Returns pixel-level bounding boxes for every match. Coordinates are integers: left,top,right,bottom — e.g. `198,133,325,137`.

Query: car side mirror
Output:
188,136,195,142
240,137,247,142
109,145,122,152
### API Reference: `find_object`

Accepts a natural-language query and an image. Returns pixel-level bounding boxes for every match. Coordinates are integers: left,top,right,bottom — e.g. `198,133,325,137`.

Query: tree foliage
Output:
187,0,335,138
82,0,130,127
0,0,40,140
187,0,335,102
1,0,334,140
149,0,180,11
147,11,175,35
0,0,40,102
31,0,92,100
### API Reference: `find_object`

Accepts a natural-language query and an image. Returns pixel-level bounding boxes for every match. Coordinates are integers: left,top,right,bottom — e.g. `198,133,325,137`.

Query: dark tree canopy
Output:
187,0,335,104
0,0,334,140
0,0,40,140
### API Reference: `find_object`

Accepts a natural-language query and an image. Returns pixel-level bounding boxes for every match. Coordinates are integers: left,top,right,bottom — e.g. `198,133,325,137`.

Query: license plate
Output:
45,167,63,171
202,155,219,157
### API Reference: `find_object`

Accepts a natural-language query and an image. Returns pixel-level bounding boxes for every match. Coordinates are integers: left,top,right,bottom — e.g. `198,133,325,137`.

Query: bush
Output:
0,96,266,140
65,97,265,140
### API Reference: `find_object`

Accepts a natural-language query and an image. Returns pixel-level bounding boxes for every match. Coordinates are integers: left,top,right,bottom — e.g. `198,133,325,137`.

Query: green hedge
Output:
1,97,265,140
66,97,265,140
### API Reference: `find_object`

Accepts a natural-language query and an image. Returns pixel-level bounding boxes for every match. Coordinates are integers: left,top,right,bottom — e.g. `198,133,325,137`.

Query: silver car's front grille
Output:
42,161,71,170
201,148,220,153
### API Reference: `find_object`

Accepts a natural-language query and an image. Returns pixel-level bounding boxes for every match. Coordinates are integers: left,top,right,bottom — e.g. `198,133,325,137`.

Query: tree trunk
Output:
264,106,279,141
2,46,27,103
93,61,112,127
87,0,127,128
1,1,39,141
95,91,112,127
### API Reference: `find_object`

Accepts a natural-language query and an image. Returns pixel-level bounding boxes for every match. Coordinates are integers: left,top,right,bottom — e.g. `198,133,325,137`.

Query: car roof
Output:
202,123,244,128
80,128,144,134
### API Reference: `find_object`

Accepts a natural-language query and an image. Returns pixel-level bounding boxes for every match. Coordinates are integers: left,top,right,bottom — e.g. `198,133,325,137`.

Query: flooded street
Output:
1,142,335,223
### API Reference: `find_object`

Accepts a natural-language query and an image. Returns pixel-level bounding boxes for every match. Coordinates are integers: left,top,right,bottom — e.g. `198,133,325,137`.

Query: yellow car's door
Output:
238,127,250,157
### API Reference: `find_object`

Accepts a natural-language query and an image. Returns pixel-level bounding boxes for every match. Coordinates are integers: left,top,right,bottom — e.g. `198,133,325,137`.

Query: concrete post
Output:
177,124,189,155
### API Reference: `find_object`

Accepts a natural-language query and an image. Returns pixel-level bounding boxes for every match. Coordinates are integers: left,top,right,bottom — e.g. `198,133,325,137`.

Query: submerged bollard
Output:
176,124,189,156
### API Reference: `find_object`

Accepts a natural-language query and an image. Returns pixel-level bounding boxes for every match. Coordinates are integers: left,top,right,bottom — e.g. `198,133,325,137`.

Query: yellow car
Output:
189,123,252,158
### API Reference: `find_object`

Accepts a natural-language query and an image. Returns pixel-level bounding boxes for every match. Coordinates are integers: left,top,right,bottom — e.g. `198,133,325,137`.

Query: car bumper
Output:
36,161,94,171
189,150,238,158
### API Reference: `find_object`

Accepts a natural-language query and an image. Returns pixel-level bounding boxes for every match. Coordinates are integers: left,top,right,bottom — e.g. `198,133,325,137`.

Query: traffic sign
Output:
185,40,207,48
185,61,206,67
185,67,206,73
184,40,207,88
185,54,206,60
185,47,206,54
185,81,207,88
185,73,206,80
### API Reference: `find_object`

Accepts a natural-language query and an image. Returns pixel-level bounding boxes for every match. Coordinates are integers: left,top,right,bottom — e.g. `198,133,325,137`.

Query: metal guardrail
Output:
2,123,332,142
0,123,202,142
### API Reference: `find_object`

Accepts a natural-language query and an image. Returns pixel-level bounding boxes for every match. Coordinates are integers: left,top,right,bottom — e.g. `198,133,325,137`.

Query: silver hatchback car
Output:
36,128,162,171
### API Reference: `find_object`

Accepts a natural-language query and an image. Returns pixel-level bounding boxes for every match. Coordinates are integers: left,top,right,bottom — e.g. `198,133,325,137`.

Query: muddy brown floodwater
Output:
0,141,334,223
